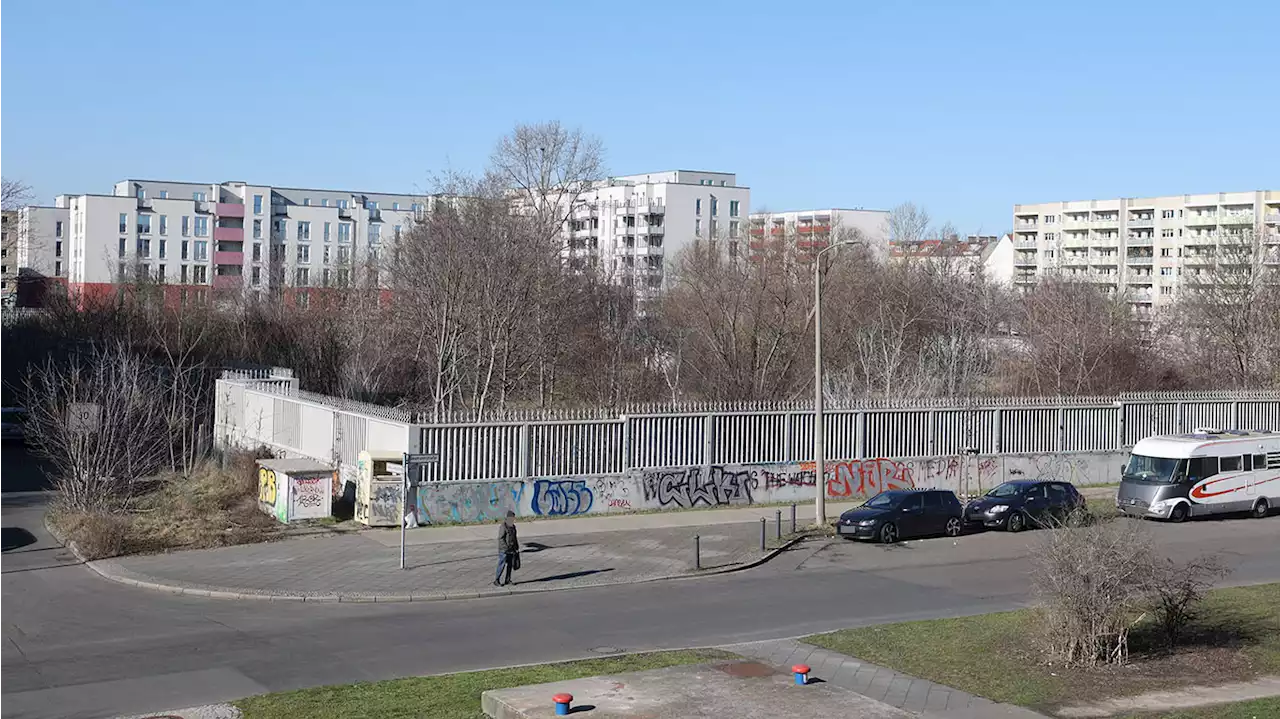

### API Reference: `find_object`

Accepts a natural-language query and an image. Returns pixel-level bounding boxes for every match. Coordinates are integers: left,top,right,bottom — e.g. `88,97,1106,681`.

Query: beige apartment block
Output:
1010,190,1280,318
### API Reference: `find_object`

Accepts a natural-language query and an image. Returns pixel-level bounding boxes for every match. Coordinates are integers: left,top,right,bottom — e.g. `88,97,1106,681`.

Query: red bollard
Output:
792,664,811,685
553,692,574,715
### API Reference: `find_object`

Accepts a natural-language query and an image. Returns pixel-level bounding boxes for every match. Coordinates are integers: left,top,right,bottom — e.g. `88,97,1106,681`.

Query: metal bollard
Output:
792,664,811,685
760,517,766,551
791,503,797,534
776,509,782,540
695,534,701,570
553,693,574,716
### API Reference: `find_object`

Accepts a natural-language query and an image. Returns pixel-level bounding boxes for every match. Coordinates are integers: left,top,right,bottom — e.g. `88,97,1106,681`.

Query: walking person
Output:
494,510,519,587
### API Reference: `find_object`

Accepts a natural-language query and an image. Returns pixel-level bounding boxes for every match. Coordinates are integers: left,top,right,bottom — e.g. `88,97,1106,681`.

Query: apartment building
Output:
746,208,890,263
1010,190,1280,316
1,211,17,304
18,179,440,306
561,170,750,298
889,234,1014,284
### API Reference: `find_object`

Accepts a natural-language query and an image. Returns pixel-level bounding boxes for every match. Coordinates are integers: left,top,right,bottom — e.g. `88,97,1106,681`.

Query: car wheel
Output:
1252,498,1270,519
944,517,962,537
1169,503,1189,523
879,522,899,544
1007,512,1025,533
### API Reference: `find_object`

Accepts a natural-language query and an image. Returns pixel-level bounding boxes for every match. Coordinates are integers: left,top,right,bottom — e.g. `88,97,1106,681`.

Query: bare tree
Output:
2,178,33,211
489,121,605,245
887,201,932,244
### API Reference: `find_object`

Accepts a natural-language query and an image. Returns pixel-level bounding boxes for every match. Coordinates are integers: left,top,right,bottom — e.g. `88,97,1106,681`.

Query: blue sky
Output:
3,0,1276,234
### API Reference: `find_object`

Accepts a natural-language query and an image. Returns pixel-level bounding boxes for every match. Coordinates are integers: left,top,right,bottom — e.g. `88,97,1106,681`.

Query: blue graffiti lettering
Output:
531,480,594,517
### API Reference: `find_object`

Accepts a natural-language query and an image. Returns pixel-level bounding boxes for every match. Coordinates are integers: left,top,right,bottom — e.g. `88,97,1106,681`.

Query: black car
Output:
964,480,1087,532
836,489,965,543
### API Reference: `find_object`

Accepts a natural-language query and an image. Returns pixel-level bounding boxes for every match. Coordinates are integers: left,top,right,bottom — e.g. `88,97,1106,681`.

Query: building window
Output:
253,219,262,239
194,240,208,261
303,198,311,207
411,203,422,213
251,266,261,286
118,238,127,257
321,199,329,207
136,187,146,199
297,245,311,264
695,199,702,216
729,200,739,218
394,224,401,240
367,200,378,210
337,245,351,263
1161,286,1173,296
181,240,189,260
1162,209,1175,219
194,217,209,237
181,216,190,236
119,213,129,233
729,221,739,238
253,194,263,215
321,222,331,242
392,202,400,211
297,221,310,240
295,267,309,286
1044,232,1055,241
138,214,152,235
338,199,348,210
55,220,63,238
369,224,380,243
193,265,207,283
55,261,63,276
323,245,331,264
252,243,262,262
158,191,167,199
338,223,351,243
193,191,207,202
711,198,718,217
159,240,166,259
709,219,718,236
273,219,286,239
695,219,702,236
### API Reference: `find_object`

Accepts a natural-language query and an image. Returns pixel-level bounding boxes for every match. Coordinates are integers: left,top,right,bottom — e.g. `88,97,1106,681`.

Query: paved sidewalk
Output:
731,638,1049,718
90,518,797,601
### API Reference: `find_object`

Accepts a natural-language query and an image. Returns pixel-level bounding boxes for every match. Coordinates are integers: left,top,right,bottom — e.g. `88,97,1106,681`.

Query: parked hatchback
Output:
837,489,965,543
964,480,1086,532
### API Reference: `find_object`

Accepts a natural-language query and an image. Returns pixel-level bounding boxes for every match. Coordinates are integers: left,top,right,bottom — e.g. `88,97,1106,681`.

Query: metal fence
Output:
213,373,1280,484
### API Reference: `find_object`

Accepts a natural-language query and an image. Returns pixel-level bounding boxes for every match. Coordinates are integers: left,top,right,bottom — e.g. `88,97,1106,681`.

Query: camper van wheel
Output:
1252,499,1270,519
1169,503,1189,523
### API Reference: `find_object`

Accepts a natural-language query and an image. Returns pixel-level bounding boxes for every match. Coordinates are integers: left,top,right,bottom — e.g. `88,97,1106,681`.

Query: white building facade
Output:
18,179,436,305
562,170,750,298
1011,190,1280,315
746,208,890,262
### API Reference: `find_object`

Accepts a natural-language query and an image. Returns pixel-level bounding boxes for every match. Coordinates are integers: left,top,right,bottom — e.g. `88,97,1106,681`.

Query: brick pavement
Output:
91,519,786,601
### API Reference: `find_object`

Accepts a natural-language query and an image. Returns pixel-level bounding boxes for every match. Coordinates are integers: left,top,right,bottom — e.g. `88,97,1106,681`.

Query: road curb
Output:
44,516,809,603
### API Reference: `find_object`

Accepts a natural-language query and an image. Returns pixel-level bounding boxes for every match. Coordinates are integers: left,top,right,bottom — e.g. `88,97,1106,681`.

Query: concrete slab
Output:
481,660,915,719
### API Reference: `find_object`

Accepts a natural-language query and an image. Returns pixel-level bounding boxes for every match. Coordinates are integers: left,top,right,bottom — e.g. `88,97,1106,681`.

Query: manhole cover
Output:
714,661,776,678
590,646,623,654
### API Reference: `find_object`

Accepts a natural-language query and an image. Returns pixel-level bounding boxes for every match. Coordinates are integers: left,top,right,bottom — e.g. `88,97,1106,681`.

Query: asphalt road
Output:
4,450,1280,719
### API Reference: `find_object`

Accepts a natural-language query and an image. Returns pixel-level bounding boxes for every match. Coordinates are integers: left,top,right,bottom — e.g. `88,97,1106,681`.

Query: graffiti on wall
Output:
807,458,916,499
641,466,757,509
292,476,326,509
531,479,594,516
414,480,521,525
258,467,278,505
369,485,400,525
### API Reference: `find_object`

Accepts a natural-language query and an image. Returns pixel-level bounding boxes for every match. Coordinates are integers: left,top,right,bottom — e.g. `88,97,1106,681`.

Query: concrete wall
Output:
411,450,1126,525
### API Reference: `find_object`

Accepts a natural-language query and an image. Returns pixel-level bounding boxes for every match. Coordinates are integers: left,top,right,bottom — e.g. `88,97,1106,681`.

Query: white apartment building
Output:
1011,190,1280,315
889,234,1015,285
561,170,750,297
746,208,890,262
19,179,439,306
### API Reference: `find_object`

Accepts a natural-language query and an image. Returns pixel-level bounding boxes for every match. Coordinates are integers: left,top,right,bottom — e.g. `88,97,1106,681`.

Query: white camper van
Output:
1116,428,1280,521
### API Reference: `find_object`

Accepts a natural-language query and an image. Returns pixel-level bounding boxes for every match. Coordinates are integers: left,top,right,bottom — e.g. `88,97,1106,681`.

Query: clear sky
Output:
3,0,1276,234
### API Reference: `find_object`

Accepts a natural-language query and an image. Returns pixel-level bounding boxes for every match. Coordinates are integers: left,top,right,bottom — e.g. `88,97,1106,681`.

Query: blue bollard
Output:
792,664,810,685
553,692,573,715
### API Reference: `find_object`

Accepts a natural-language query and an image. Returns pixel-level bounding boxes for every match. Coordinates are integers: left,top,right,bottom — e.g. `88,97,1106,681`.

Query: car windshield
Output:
863,491,905,509
986,482,1027,498
1123,454,1184,484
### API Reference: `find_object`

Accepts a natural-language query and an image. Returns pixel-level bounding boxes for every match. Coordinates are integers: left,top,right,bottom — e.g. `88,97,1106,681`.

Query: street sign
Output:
404,453,440,466
400,452,439,570
67,403,101,434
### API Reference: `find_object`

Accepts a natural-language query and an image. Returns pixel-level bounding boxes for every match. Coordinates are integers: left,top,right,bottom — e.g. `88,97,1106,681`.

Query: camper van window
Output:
1123,455,1183,483
1255,454,1268,470
1244,455,1253,471
1189,456,1218,480
1221,456,1242,472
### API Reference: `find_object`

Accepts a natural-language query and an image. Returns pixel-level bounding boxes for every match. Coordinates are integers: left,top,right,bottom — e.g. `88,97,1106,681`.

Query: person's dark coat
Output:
499,521,518,554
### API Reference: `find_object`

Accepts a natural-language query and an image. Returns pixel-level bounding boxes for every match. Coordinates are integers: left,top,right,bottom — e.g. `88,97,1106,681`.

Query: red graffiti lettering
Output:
608,498,632,509
801,459,916,498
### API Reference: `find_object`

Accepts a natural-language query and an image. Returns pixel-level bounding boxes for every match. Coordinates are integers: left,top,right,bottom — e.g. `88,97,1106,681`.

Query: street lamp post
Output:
813,240,860,526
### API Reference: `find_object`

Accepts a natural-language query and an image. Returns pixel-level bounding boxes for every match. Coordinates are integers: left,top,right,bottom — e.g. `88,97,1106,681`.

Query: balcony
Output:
749,227,765,236
1013,273,1037,283
1185,214,1218,226
1128,218,1154,228
1092,216,1120,227
1182,254,1215,265
1126,255,1154,265
1265,212,1280,224
1062,256,1089,266
212,275,243,290
1090,256,1120,265
1128,292,1154,303
195,201,212,214
1127,272,1155,283
1013,222,1038,233
272,204,290,216
1219,212,1254,225
1061,218,1090,229
213,226,244,242
338,207,352,219
137,197,153,210
1091,235,1121,245
1014,239,1037,249
213,250,244,266
216,202,246,218
770,227,786,236
1127,235,1154,245
368,208,382,221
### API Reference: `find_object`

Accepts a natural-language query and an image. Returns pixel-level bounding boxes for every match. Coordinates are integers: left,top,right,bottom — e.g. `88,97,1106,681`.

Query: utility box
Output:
257,458,336,524
355,450,403,527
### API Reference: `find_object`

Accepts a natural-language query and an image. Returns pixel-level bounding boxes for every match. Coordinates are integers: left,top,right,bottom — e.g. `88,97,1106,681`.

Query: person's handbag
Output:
512,552,522,571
